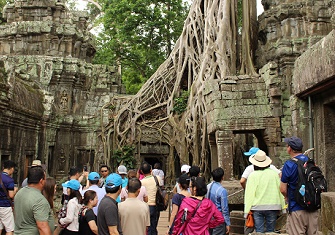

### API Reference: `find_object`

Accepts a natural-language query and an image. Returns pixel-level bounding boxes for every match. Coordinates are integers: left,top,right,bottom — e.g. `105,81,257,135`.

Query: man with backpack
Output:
280,136,326,235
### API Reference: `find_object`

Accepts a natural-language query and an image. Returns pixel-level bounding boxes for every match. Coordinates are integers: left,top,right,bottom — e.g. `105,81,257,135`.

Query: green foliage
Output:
172,90,189,115
93,0,189,94
111,145,136,169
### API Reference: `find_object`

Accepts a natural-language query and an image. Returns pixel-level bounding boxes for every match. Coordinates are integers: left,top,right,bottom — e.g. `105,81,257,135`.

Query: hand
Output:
226,225,230,234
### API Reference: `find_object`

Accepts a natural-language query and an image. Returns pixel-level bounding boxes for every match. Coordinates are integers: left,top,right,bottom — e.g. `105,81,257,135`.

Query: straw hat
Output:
249,150,272,167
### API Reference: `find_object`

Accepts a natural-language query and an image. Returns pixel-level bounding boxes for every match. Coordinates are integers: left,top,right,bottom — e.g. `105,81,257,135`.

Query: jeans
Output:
209,222,226,235
148,205,158,235
253,210,278,233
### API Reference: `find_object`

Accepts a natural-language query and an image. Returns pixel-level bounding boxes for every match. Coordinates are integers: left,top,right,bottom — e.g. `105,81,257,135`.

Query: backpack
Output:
153,176,168,211
291,156,327,211
57,199,69,228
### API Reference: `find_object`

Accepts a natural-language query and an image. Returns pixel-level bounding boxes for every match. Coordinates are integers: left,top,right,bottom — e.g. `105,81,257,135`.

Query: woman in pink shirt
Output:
171,176,224,235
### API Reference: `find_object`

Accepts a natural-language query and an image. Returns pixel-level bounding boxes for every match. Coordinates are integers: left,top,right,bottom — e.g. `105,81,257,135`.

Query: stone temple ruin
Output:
1,0,335,232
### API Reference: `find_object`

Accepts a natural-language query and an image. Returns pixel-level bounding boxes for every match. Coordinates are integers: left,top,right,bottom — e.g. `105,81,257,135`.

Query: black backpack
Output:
291,156,327,211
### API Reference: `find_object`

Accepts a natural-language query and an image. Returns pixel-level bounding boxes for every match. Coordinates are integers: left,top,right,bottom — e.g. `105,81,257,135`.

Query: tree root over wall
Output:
101,0,240,181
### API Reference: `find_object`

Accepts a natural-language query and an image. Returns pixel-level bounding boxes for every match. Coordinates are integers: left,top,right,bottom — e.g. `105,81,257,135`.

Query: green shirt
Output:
14,186,51,235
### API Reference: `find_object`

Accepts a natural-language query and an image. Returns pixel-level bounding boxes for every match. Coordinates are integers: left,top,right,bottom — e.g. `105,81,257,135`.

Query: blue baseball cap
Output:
88,172,100,181
62,179,80,191
284,136,303,151
244,147,260,157
105,173,122,189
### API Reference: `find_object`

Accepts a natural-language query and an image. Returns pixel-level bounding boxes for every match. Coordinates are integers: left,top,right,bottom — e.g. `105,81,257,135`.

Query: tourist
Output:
59,179,83,234
97,173,123,235
82,172,106,215
166,174,191,235
152,163,164,186
118,178,150,235
79,190,98,235
141,161,162,235
0,160,18,235
244,150,285,233
207,167,231,235
42,177,57,233
240,147,281,189
21,159,45,187
171,176,224,235
280,136,318,234
120,169,148,202
98,165,110,188
62,166,86,204
172,164,191,194
14,166,52,235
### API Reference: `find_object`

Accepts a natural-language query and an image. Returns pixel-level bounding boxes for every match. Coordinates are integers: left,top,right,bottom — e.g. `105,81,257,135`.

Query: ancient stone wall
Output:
0,0,124,183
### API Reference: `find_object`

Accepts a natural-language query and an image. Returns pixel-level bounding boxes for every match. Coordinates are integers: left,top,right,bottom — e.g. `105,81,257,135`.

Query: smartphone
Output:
83,166,88,172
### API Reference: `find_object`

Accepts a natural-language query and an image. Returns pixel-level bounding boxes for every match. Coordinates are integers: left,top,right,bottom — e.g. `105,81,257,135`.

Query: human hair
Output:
100,165,109,171
83,190,97,206
128,178,141,193
42,177,56,208
89,179,99,185
3,160,16,170
189,165,200,177
69,188,83,204
211,167,224,182
254,165,270,171
153,163,161,169
27,166,45,184
105,185,121,194
140,161,151,174
127,169,137,179
69,166,80,176
190,176,207,196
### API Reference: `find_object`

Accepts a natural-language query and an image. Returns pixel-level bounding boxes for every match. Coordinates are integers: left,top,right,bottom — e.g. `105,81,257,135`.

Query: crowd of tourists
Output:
0,136,323,235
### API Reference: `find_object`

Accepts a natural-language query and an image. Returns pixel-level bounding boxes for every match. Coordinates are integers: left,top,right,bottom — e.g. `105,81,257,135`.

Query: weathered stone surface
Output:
293,30,335,95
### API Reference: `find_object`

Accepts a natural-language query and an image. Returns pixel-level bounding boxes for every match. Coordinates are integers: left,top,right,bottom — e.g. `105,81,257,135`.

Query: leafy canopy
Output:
93,0,189,94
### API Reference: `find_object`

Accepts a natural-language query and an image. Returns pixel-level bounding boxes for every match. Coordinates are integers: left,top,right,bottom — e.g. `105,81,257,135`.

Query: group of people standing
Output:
0,136,320,235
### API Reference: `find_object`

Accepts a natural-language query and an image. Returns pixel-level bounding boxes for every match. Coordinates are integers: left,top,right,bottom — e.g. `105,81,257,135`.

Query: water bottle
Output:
299,184,305,196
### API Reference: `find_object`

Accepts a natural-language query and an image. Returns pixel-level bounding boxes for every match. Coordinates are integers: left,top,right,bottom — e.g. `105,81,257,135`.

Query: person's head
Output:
284,136,303,154
244,147,260,157
105,173,122,194
127,178,141,194
88,172,100,185
28,166,45,186
249,150,272,170
190,176,207,196
3,160,16,175
180,164,191,174
189,165,200,177
127,169,137,179
117,165,128,179
178,173,190,190
42,177,56,209
83,190,98,207
153,163,161,170
99,165,109,178
140,161,152,175
211,167,224,182
69,166,80,179
62,179,82,202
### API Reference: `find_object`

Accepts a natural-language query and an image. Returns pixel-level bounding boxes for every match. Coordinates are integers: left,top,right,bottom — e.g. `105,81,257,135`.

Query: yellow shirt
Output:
141,175,162,206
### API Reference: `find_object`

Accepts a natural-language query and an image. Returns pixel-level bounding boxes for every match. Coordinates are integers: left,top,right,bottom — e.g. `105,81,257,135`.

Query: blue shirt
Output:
0,172,14,207
281,154,308,212
206,182,230,226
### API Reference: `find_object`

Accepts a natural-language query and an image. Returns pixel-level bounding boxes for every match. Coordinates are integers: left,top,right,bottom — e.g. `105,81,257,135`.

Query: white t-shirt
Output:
152,169,164,186
241,164,281,179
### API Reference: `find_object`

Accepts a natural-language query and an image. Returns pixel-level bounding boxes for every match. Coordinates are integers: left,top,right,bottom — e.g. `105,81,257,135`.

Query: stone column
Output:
216,130,233,180
209,134,218,170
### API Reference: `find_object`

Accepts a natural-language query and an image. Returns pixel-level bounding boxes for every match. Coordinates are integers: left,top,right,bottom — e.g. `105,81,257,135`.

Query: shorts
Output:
0,206,14,232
